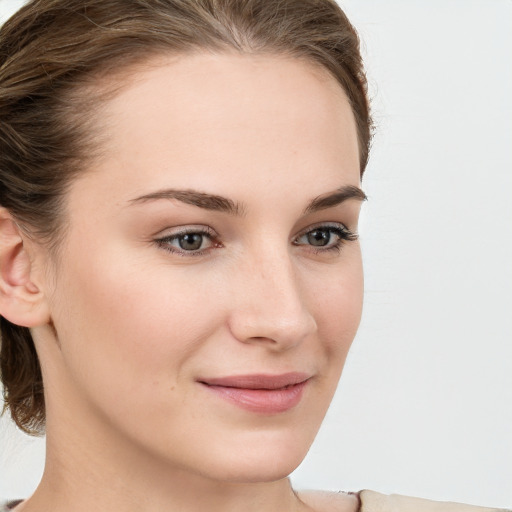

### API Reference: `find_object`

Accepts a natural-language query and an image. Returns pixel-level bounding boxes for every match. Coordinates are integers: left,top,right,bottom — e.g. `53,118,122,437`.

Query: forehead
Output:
78,53,360,204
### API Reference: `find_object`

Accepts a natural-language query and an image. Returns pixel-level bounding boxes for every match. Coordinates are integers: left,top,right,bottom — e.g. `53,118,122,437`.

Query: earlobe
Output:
0,208,51,327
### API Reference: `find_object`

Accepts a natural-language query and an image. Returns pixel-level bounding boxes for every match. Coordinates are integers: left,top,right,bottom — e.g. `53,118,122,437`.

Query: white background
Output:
0,0,511,508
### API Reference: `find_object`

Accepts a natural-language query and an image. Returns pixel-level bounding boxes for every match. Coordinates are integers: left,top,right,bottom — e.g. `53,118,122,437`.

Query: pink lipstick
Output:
199,372,310,414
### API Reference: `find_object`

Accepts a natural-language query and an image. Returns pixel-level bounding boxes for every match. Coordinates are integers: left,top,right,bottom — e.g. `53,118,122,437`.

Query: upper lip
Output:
199,372,311,390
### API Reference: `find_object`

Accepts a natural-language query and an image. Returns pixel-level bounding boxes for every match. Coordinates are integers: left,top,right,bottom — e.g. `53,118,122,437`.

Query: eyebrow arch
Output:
303,185,367,214
129,188,245,215
129,184,366,216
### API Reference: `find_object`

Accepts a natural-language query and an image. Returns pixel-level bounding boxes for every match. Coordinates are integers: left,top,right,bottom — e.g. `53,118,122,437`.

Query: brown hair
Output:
0,0,372,434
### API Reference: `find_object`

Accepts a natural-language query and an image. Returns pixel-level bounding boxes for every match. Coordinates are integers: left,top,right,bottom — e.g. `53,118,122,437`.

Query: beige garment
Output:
1,492,510,511
359,490,510,512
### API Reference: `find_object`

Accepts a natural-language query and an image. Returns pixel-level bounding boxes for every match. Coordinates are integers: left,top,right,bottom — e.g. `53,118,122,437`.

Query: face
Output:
38,53,364,483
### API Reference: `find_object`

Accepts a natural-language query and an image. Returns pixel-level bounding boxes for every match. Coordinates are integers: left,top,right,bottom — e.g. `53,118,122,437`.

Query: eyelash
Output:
155,226,219,257
154,223,358,257
293,223,358,254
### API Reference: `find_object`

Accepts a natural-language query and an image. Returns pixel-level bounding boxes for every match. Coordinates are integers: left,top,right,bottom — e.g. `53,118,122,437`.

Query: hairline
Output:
45,46,359,254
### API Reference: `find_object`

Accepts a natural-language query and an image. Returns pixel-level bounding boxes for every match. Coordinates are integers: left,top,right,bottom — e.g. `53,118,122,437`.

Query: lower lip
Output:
201,381,308,414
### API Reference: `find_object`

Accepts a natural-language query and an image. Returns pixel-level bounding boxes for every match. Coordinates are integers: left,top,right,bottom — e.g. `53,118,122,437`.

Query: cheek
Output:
302,252,363,410
49,249,223,410
309,250,364,354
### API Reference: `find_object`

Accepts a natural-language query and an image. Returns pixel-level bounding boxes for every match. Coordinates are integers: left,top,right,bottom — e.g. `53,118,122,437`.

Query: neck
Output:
19,413,310,512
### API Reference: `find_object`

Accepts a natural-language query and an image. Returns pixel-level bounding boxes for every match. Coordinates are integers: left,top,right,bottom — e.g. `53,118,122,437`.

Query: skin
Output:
3,53,364,512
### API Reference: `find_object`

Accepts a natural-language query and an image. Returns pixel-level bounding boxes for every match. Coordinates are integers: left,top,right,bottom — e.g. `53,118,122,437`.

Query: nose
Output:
227,248,317,351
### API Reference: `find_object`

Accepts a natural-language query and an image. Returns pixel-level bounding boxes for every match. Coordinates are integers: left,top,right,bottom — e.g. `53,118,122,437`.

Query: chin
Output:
208,455,304,484
190,428,315,484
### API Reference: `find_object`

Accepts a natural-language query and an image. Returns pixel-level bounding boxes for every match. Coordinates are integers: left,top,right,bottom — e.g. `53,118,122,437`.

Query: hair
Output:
0,0,372,435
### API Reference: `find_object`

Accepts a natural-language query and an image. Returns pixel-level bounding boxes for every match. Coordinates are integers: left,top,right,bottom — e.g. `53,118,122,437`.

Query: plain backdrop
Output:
0,0,511,508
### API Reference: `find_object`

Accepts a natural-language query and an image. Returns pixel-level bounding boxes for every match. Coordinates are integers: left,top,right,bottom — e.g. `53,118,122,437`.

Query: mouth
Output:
198,372,311,414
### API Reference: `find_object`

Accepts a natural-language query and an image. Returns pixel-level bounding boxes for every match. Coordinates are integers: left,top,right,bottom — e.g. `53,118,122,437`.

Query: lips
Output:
198,372,310,414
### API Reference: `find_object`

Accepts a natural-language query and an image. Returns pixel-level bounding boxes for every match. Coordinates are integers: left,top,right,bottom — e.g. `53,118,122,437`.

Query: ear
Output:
0,207,51,327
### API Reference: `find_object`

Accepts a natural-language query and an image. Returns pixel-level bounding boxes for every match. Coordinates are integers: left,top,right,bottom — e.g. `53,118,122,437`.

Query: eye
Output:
176,233,206,251
293,224,357,252
155,227,219,256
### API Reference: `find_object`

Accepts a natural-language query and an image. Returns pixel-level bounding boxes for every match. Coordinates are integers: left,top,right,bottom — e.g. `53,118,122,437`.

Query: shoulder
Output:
296,490,510,512
297,490,360,512
358,490,510,512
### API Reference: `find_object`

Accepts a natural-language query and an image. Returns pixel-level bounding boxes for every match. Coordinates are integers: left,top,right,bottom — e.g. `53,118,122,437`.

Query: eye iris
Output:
307,229,331,246
178,233,203,251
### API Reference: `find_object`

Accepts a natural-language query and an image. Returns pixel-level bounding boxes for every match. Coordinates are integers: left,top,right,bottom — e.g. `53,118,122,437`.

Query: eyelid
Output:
152,221,357,258
293,221,357,241
292,222,358,254
153,225,220,257
154,224,217,239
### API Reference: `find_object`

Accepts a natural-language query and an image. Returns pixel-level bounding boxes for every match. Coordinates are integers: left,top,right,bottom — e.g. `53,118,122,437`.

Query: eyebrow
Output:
129,188,245,215
129,184,366,215
303,184,367,214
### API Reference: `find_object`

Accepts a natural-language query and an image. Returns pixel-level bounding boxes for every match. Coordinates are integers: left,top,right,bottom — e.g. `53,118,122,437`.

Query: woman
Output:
0,1,508,511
